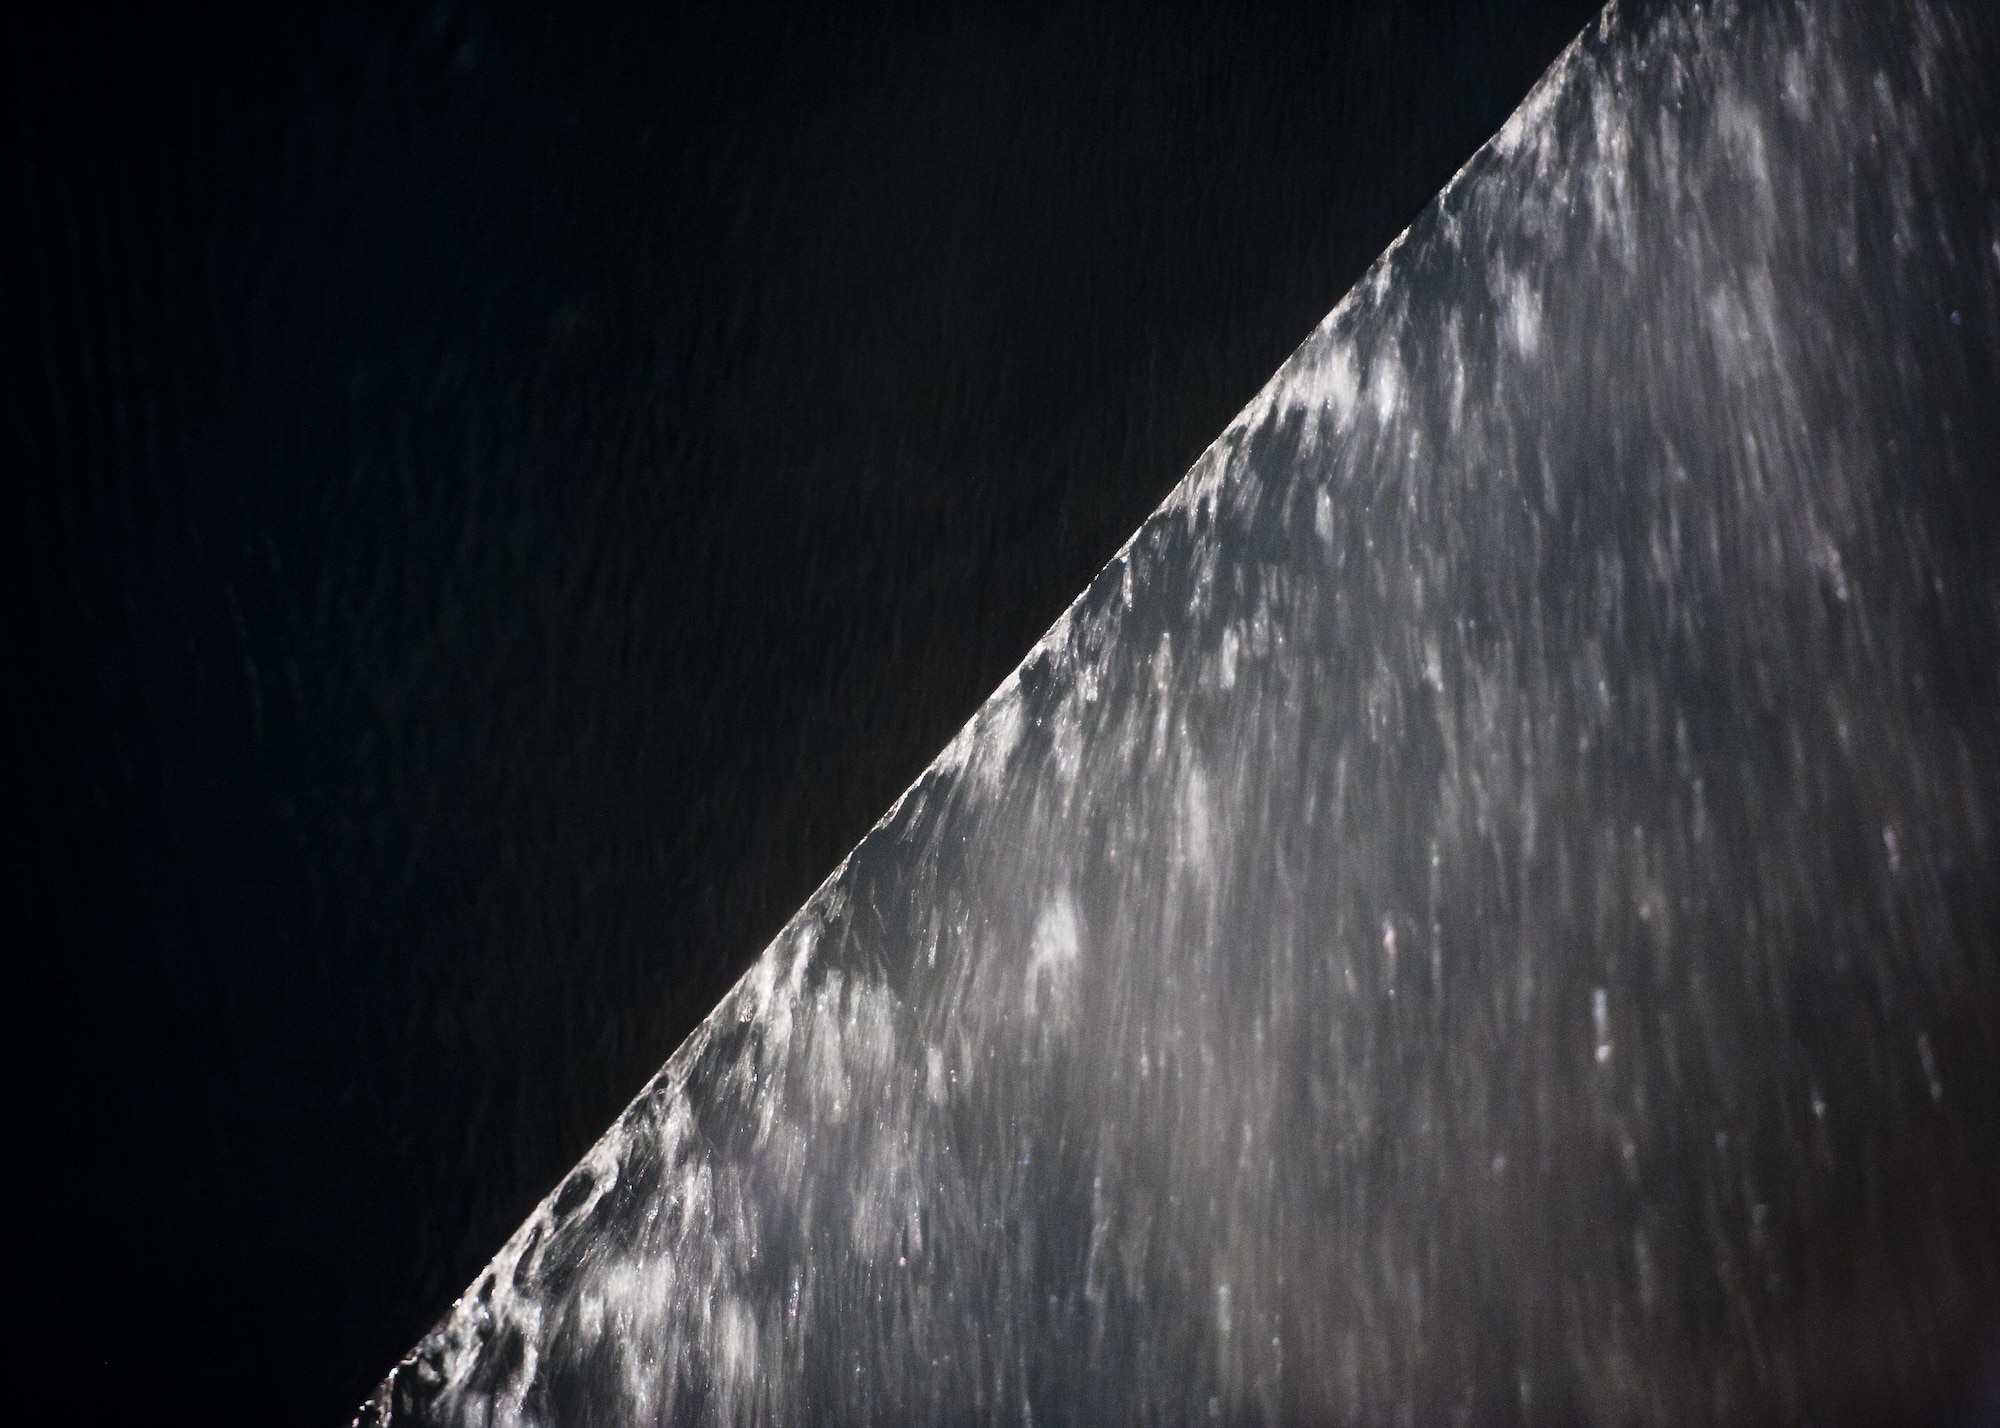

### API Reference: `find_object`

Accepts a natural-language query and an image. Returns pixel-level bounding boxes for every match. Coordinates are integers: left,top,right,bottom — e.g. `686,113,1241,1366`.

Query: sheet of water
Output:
363,1,2000,1420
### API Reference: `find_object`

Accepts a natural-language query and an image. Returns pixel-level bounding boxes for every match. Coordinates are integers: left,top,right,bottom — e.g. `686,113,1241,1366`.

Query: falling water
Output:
363,0,2000,1421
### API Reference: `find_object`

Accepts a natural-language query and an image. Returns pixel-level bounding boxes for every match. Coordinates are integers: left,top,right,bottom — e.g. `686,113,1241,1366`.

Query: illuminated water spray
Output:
363,1,2000,1420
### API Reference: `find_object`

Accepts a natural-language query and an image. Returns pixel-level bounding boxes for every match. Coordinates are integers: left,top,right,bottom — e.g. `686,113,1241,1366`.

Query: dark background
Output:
2,0,1598,1421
